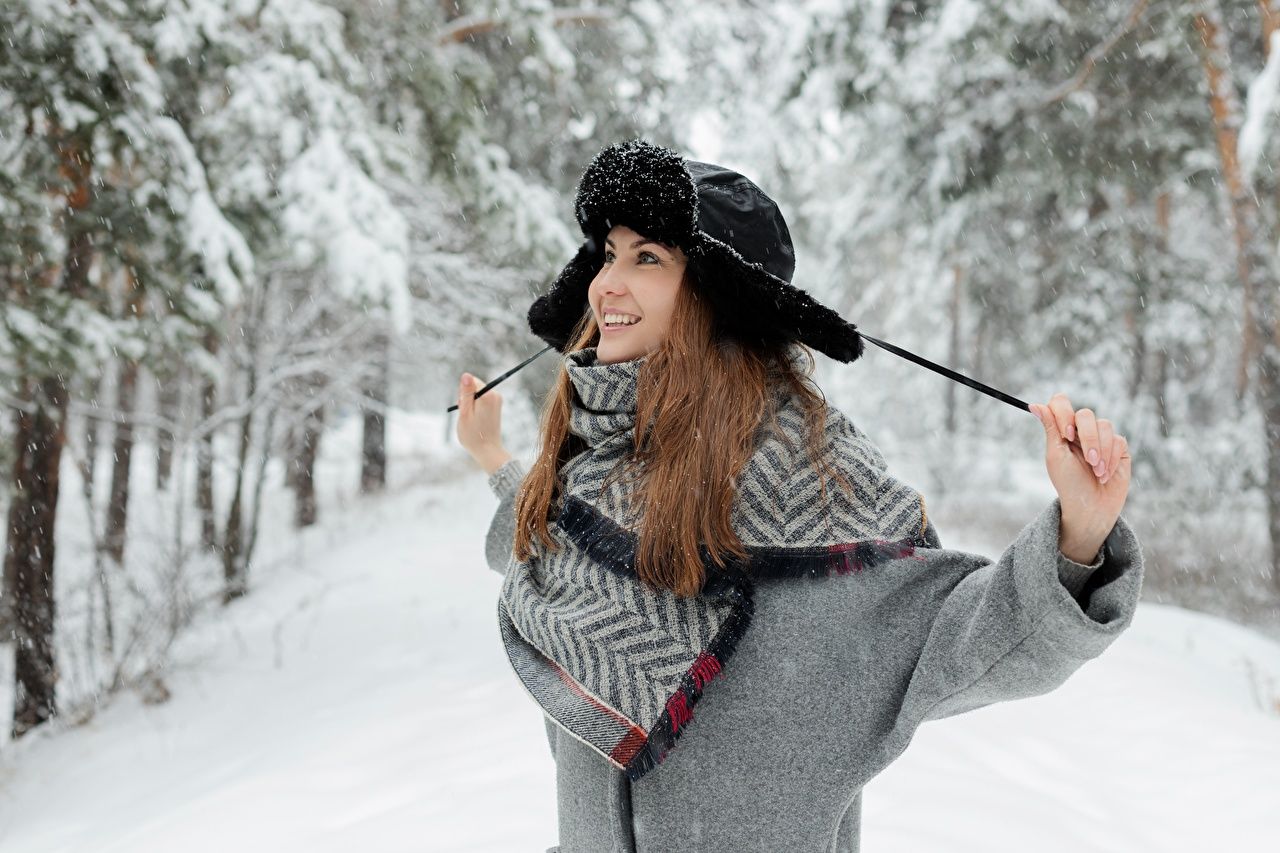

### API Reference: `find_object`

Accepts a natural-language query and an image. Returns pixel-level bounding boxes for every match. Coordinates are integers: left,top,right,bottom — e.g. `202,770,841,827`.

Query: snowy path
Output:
1,471,1279,852
0,472,555,852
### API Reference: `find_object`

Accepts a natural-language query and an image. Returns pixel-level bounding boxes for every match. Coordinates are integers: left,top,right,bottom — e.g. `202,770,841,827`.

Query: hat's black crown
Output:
573,140,698,253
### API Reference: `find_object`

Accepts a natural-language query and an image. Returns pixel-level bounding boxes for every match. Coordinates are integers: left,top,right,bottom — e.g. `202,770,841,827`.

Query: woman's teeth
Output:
604,313,640,326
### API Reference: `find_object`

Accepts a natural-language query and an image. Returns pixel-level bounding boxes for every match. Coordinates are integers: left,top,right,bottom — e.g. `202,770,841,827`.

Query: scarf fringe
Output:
746,538,925,579
560,494,923,588
623,580,756,781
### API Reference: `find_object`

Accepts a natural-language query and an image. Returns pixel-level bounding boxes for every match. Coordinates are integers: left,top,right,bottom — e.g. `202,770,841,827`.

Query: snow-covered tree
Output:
702,0,1277,603
0,0,248,738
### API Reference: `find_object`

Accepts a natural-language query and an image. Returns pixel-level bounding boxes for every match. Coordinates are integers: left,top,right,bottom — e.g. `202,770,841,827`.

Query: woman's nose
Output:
598,267,628,292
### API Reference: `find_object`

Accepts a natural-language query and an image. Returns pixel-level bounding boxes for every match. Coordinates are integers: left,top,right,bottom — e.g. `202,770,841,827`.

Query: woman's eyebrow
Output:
604,237,670,253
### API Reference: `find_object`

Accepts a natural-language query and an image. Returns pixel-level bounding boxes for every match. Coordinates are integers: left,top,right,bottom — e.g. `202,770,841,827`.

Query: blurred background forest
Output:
1,0,1278,747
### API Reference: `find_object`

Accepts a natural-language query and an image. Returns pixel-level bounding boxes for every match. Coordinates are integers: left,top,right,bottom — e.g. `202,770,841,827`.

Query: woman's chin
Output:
597,341,641,365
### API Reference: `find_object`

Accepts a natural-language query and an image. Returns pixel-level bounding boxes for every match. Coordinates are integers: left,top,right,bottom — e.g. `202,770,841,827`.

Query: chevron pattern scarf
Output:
497,347,931,781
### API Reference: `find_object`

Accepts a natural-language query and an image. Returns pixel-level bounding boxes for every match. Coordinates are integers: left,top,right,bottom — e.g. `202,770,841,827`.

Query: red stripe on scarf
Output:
610,727,651,765
550,660,650,765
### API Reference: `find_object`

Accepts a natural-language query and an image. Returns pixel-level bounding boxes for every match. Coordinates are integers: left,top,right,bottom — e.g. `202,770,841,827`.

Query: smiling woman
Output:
590,225,687,365
454,139,1144,853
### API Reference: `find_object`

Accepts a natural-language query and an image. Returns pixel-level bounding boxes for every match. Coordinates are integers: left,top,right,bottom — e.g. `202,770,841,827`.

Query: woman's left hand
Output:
1030,393,1131,555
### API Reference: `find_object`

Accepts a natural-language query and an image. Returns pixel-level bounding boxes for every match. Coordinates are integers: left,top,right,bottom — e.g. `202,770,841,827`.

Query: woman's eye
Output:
602,251,659,264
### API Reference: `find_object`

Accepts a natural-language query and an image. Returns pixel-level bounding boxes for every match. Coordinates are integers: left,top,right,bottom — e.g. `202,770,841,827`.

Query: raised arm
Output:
484,458,526,576
886,494,1142,744
455,370,521,575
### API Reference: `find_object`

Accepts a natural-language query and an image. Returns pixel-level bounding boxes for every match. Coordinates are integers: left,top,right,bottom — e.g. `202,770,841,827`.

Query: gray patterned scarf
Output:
497,346,930,780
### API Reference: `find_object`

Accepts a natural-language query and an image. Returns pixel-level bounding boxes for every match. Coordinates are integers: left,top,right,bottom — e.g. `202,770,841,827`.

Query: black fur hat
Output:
527,139,865,363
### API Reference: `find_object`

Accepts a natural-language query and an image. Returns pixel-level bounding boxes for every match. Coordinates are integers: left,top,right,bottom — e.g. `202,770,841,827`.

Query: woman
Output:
455,140,1142,853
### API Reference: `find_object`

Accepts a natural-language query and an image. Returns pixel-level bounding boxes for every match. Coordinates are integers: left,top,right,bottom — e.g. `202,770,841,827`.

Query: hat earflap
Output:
687,239,865,364
528,240,596,352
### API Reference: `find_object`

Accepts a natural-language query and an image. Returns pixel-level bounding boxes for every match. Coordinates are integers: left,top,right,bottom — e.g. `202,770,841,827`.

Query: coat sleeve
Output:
920,511,1107,600
484,458,527,576
892,494,1143,730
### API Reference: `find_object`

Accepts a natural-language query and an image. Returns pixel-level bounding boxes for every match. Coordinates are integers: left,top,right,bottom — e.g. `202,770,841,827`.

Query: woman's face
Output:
587,224,687,365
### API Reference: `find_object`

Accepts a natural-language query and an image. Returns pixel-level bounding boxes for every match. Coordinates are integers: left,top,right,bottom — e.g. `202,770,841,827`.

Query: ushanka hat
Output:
527,138,866,362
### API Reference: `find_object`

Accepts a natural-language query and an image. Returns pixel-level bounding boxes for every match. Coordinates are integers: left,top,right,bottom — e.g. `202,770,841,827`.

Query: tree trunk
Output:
1125,189,1150,400
360,332,389,494
9,131,97,738
1193,2,1280,593
944,263,963,435
1155,358,1172,440
103,357,138,566
104,267,144,566
244,406,278,566
71,407,115,658
197,337,218,552
971,311,989,386
0,417,21,638
1261,326,1280,597
80,375,102,504
1256,1,1280,595
7,378,69,738
1193,5,1275,401
0,562,9,641
294,404,325,528
1262,1,1280,59
283,417,300,493
1153,191,1173,441
222,370,255,604
155,364,182,491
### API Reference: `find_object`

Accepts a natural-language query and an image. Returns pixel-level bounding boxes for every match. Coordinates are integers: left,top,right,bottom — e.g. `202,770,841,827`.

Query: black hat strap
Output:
447,334,1032,418
856,333,1031,412
446,344,556,413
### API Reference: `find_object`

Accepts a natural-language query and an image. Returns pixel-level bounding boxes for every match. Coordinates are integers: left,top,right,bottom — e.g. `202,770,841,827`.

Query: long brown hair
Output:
513,268,853,598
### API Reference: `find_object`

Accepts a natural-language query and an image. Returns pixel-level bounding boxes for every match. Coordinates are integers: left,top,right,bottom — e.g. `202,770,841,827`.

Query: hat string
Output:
447,335,1033,419
856,333,1031,412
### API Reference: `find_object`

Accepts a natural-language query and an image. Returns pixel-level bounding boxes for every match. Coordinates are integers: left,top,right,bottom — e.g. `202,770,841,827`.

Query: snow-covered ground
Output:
1,417,1279,852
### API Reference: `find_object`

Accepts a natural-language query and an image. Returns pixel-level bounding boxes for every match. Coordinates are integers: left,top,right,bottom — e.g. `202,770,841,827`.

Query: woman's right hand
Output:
456,373,513,475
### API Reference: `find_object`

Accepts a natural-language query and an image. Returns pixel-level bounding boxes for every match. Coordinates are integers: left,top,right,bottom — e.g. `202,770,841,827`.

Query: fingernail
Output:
1066,424,1075,441
1087,448,1099,465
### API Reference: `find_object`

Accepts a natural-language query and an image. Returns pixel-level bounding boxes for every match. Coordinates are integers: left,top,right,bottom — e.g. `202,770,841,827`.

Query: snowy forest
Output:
1,1,1279,850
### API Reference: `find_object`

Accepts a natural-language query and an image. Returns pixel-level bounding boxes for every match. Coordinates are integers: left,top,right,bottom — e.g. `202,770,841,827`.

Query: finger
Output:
1075,407,1100,468
1095,419,1115,478
474,378,495,412
1104,435,1129,485
1032,403,1063,445
1047,393,1076,443
458,373,474,418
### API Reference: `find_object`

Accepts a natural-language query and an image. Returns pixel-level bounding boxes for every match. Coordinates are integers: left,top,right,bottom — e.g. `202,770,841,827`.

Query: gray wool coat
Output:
483,456,1144,853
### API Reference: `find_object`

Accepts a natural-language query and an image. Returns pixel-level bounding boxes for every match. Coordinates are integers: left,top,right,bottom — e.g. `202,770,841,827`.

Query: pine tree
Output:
0,0,249,736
